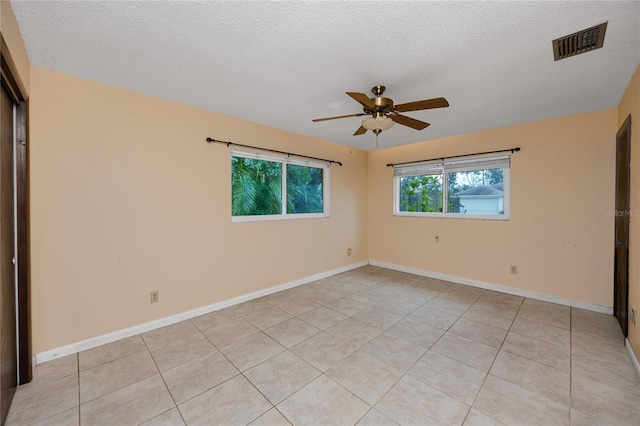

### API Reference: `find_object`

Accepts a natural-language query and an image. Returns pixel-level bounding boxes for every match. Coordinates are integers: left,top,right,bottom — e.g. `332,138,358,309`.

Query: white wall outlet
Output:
510,265,518,274
631,308,637,326
150,290,159,303
347,248,352,256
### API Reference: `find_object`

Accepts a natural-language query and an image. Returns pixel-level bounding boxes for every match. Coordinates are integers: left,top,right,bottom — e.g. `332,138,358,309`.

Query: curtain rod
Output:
206,138,343,166
386,147,521,167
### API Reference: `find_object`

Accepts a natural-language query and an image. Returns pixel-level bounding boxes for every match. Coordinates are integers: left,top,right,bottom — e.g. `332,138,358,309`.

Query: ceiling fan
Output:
312,85,449,137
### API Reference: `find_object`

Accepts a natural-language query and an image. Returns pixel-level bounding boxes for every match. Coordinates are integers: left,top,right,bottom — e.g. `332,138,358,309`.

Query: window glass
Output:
286,164,324,214
231,152,329,221
398,174,443,213
231,157,282,216
393,155,510,220
447,169,504,214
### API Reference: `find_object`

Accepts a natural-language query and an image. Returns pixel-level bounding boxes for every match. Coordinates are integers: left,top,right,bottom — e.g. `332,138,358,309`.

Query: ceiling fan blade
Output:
346,92,376,109
394,97,449,113
353,126,367,136
312,113,366,122
391,114,430,130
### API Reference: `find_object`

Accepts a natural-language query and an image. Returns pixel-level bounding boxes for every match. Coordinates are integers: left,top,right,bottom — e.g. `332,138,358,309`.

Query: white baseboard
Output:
35,258,616,365
35,260,368,365
626,338,640,380
368,259,613,315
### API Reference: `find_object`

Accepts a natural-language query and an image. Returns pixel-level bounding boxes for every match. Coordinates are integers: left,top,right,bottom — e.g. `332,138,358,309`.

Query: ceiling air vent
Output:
552,22,607,61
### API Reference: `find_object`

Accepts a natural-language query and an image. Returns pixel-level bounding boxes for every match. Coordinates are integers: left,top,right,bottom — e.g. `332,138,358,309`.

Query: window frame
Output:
393,154,511,220
231,149,330,223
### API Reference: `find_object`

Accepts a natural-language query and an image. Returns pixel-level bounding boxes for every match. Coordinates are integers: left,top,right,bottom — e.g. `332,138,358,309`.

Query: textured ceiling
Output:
10,1,640,151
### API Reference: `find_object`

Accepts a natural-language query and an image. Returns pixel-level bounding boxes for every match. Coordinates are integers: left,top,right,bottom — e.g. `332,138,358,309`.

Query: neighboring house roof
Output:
456,186,503,196
490,182,503,191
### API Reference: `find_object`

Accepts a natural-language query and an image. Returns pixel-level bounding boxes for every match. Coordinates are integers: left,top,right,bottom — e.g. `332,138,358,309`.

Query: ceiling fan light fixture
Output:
362,115,394,132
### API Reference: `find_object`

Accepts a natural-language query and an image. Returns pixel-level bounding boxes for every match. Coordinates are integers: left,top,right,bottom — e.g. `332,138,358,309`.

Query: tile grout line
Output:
447,290,508,423
30,354,82,425
77,352,81,425
285,371,372,425
197,327,286,423
499,331,571,372
141,332,187,426
569,306,573,425
360,286,513,422
463,295,525,424
340,287,481,424
78,341,183,406
153,320,288,421
274,278,446,425
36,342,153,425
76,349,166,405
20,268,623,425
238,370,277,425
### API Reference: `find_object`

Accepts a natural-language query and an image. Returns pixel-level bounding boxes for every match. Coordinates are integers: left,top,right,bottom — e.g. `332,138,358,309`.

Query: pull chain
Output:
373,128,382,149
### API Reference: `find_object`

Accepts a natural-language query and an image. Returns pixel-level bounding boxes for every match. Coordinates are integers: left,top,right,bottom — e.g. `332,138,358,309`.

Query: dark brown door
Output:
0,83,17,425
614,115,632,337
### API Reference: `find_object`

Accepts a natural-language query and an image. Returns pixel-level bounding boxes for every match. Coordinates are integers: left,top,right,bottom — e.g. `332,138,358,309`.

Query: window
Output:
394,155,510,220
231,150,329,222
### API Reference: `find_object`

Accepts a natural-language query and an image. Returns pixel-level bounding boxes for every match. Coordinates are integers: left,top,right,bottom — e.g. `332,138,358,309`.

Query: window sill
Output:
394,212,510,221
232,213,330,223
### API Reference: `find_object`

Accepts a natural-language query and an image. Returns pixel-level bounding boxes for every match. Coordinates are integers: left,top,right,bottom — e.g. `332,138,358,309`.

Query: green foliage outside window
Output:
286,164,323,214
400,168,504,213
232,157,324,217
232,157,282,216
399,175,443,212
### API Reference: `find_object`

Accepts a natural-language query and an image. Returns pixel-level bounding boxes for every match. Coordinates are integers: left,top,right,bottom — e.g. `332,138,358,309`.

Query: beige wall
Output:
29,66,369,353
368,109,617,307
6,0,637,361
619,64,640,355
25,62,634,355
0,0,30,96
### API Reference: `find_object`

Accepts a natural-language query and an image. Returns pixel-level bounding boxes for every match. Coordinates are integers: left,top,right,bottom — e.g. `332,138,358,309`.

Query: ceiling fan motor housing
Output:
366,96,394,115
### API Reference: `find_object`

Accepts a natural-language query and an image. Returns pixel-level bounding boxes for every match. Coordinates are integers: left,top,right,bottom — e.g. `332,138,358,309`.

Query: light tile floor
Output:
7,266,640,425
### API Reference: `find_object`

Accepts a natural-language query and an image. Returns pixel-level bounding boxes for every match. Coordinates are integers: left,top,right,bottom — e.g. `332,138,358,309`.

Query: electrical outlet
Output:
510,265,518,274
150,290,159,303
632,308,637,326
347,248,352,256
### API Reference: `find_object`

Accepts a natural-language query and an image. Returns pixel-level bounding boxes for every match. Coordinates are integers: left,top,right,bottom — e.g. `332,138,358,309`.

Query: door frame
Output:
1,37,32,384
614,114,631,337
